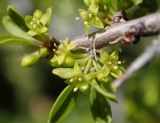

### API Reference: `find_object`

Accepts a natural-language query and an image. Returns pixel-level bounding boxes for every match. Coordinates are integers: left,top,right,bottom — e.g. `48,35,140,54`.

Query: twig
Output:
73,12,160,49
112,35,160,88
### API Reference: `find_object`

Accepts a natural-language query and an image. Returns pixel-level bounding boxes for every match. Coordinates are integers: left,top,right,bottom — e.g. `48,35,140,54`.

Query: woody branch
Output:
73,12,160,49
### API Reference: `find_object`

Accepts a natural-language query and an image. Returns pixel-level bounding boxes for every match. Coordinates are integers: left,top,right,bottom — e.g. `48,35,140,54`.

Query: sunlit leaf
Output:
33,9,43,19
110,49,119,60
92,17,104,28
67,42,77,50
63,57,76,67
84,0,91,6
0,35,36,46
97,65,110,82
79,9,88,20
58,54,65,65
52,68,74,79
74,63,82,77
40,7,52,26
88,2,99,15
100,50,110,62
48,85,76,123
2,16,35,41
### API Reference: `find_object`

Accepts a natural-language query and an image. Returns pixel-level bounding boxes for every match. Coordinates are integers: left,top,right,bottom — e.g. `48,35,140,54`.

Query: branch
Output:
112,35,160,88
73,12,160,49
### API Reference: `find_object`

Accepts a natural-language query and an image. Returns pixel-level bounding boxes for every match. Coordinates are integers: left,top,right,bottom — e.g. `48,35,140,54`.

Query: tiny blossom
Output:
73,87,78,92
118,61,121,64
108,62,112,65
80,85,88,90
70,78,73,83
113,65,118,70
84,21,88,25
78,77,82,81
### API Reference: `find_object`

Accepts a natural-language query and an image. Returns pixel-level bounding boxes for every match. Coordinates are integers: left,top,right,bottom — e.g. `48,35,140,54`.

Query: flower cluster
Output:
50,40,124,101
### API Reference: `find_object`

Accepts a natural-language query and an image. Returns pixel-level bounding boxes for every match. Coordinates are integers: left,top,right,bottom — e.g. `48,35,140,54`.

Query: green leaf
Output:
33,9,43,19
52,68,74,79
90,87,112,123
25,15,33,29
0,35,36,46
2,16,35,41
110,0,120,11
97,65,110,82
48,85,76,123
130,0,143,5
100,50,110,62
58,54,65,65
67,42,77,50
91,80,117,102
63,57,76,67
40,7,52,26
118,0,134,10
74,63,82,77
84,0,91,6
88,2,99,15
7,5,29,31
79,9,88,20
110,49,119,60
27,30,37,36
92,17,104,28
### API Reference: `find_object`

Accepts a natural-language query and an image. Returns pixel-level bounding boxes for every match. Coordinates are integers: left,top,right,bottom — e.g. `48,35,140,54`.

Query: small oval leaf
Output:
52,68,74,79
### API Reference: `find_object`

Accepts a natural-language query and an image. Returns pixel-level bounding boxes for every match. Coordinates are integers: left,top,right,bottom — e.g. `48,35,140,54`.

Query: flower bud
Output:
21,54,39,67
63,56,76,67
39,48,48,57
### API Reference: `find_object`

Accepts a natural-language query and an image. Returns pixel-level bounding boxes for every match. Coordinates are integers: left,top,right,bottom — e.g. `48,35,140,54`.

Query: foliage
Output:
0,0,160,123
0,5,124,123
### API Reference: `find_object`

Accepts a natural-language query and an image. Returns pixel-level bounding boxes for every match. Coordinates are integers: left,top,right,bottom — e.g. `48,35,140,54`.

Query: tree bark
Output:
73,12,160,49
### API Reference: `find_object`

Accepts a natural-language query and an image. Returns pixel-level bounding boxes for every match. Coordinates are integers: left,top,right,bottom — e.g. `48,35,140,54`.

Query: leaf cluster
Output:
49,40,124,123
1,6,53,66
78,0,160,34
0,4,126,123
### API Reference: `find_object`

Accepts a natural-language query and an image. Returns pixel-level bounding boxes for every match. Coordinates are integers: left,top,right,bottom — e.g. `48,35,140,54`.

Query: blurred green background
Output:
0,0,160,123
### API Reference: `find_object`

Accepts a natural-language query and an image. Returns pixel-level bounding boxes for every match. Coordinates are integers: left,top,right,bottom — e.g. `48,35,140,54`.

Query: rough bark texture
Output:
73,12,160,49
